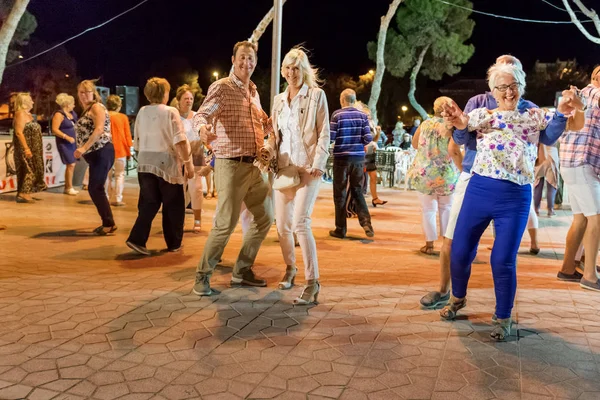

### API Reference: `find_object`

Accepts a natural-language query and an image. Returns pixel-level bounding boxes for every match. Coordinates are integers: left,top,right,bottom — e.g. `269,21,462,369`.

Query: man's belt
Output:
223,156,256,163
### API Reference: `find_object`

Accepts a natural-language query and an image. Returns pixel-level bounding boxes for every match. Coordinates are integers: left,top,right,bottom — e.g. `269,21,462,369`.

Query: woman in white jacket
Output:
266,47,330,304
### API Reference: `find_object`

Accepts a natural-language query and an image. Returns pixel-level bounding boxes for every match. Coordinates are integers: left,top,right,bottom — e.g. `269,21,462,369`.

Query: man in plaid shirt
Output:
557,65,600,292
192,41,274,296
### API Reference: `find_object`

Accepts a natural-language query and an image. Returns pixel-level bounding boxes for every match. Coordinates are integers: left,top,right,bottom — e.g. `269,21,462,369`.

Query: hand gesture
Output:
184,161,195,179
309,168,324,178
440,100,468,130
74,147,85,159
24,148,33,159
259,146,272,163
200,124,216,144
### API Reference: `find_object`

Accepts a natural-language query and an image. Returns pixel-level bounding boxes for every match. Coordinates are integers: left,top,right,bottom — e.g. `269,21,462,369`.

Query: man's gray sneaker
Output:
231,268,267,287
557,270,583,282
193,273,220,296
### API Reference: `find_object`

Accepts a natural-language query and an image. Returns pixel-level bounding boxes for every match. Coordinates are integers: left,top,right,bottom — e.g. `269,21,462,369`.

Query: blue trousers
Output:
450,174,531,319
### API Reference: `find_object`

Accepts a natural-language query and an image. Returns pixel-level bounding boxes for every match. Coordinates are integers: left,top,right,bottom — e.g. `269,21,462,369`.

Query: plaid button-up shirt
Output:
560,84,600,175
193,72,272,159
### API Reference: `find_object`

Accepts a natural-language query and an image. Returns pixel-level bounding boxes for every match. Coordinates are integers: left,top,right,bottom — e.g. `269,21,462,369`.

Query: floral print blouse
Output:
468,108,552,185
75,103,112,155
408,117,459,196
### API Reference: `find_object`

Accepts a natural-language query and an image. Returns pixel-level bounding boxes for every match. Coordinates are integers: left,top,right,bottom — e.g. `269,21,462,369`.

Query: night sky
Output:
23,0,600,92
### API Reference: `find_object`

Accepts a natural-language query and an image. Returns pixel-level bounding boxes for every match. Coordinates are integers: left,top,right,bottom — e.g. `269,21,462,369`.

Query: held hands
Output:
74,147,86,159
200,124,216,144
184,161,195,179
440,100,468,130
309,168,324,178
258,146,272,163
557,87,584,115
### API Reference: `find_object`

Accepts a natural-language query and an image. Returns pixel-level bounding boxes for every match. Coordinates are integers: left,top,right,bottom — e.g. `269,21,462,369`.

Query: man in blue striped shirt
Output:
329,89,374,238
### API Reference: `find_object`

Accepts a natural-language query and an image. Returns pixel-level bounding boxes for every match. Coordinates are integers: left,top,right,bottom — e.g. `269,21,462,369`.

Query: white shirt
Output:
134,104,188,184
278,84,310,169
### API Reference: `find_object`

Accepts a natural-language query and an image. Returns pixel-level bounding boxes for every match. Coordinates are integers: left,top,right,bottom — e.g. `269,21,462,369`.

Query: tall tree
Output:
562,0,600,44
368,0,475,119
367,0,404,126
0,0,31,86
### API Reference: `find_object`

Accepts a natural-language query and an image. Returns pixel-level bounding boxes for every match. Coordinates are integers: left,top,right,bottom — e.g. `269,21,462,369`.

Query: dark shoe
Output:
529,247,540,255
420,244,434,255
420,291,450,308
363,225,375,238
231,268,267,287
126,240,151,256
548,210,556,217
16,196,35,203
372,198,388,207
168,245,183,253
557,270,583,282
329,230,345,239
193,273,220,296
94,225,117,236
580,278,600,292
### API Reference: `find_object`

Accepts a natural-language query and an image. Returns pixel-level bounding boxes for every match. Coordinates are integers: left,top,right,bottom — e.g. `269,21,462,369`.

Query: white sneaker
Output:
64,188,79,196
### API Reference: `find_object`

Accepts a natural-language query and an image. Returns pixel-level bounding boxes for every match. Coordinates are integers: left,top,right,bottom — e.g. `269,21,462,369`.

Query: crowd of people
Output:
8,41,600,341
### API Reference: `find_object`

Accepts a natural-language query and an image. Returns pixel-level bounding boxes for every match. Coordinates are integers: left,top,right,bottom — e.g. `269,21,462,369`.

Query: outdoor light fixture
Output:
369,69,375,75
401,106,408,112
18,55,23,59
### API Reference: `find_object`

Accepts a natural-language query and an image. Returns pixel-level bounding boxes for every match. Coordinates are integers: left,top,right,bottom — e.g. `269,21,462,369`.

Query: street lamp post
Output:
212,71,219,82
401,105,408,122
270,0,283,103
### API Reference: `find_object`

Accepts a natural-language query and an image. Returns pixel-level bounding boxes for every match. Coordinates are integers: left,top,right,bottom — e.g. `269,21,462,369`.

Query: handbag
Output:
273,165,300,190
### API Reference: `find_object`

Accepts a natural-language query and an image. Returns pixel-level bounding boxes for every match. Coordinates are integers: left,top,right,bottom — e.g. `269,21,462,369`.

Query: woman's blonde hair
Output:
144,77,171,104
281,47,321,89
14,92,32,111
433,96,453,116
77,79,102,105
55,93,75,108
106,95,122,111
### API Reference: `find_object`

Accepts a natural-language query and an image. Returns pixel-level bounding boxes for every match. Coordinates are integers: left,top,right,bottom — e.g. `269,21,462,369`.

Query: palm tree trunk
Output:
367,0,404,126
408,44,430,120
0,0,30,86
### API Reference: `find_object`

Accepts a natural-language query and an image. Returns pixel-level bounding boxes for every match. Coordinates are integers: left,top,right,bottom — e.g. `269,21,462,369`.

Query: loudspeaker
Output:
96,86,110,105
116,86,139,116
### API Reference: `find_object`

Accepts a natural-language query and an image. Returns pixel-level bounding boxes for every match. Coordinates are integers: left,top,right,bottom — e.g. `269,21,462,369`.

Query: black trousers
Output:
128,172,185,250
333,157,371,234
83,143,115,227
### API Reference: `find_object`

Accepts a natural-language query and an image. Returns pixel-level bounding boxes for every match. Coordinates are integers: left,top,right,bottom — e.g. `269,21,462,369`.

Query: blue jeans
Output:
450,174,531,319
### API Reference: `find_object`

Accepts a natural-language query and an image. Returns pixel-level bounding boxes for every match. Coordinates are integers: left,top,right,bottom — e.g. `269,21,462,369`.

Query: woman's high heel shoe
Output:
439,295,466,320
294,280,320,305
372,198,388,207
278,265,297,290
490,317,512,341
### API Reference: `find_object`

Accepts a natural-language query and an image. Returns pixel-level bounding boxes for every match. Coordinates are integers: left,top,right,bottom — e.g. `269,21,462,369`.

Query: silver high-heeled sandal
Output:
440,295,466,320
490,318,512,341
278,265,297,290
294,280,320,305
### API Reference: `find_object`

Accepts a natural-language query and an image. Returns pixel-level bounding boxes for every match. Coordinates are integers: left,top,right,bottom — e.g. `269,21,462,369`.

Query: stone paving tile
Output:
1,182,600,399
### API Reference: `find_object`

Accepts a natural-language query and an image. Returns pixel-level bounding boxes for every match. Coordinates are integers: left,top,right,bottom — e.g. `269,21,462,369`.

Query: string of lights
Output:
436,0,594,24
6,0,151,69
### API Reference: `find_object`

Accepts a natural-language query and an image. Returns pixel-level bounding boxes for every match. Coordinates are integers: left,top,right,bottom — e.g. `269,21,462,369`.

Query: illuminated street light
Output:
65,74,69,78
18,55,23,59
401,105,408,112
368,69,375,75
212,71,219,81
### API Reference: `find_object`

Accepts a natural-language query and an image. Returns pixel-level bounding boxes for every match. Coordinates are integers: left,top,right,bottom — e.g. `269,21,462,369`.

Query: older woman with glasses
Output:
440,63,576,341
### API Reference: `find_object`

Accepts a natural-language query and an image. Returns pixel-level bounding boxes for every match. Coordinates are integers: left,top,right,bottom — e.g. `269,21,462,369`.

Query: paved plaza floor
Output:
1,177,599,400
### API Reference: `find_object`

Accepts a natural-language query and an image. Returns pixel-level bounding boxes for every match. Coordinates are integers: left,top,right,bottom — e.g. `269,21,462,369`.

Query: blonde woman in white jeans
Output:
265,47,330,304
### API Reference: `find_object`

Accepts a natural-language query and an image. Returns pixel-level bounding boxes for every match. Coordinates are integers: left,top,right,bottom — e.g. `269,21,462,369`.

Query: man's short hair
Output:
340,89,356,104
233,41,258,58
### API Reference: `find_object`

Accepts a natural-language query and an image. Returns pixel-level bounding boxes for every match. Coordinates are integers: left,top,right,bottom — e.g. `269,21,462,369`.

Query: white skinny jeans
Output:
274,170,321,280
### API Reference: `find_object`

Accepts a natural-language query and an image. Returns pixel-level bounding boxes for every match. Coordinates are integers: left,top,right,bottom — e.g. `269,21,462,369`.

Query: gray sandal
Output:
420,291,450,308
490,318,512,341
440,296,466,320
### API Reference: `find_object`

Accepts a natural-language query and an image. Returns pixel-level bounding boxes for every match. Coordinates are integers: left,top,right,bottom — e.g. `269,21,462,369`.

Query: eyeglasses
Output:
494,83,521,93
